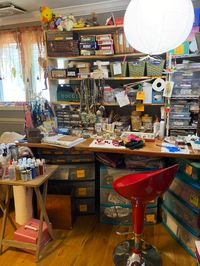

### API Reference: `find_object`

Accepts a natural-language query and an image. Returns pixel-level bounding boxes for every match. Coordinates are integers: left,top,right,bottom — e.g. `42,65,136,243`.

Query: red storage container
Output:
14,218,51,253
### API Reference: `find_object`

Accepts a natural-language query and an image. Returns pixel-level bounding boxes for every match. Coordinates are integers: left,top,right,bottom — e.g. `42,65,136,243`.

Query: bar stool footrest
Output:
113,239,162,266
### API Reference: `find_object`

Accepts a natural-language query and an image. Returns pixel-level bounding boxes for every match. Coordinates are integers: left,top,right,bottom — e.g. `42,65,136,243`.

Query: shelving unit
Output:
169,61,200,136
44,25,166,134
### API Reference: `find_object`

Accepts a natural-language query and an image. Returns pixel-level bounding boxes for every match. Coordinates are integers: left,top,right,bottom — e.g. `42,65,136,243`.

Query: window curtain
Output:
0,26,48,101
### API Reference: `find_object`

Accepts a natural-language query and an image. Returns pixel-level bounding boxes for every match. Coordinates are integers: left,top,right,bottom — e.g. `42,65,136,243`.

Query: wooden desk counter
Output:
75,138,200,160
17,139,200,160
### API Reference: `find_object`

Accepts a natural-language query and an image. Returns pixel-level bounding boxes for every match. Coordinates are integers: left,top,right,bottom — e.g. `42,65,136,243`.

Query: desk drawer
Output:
38,149,94,163
75,198,95,214
49,164,95,180
73,181,95,198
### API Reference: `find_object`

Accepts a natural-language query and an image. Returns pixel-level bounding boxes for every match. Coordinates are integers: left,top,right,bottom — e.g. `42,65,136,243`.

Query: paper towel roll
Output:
13,186,33,225
152,78,165,92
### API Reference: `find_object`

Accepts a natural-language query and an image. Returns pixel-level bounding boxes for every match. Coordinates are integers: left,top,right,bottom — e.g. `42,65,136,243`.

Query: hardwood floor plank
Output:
0,213,196,266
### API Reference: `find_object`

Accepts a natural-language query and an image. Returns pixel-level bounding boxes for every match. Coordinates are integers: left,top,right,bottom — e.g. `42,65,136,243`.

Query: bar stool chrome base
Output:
113,239,162,266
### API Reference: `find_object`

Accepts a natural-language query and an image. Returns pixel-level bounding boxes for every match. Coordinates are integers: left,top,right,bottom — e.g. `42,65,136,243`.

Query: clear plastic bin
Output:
174,158,200,182
169,172,200,211
169,119,190,127
100,187,158,207
162,205,198,257
169,112,190,119
163,191,200,236
100,165,135,186
100,204,157,225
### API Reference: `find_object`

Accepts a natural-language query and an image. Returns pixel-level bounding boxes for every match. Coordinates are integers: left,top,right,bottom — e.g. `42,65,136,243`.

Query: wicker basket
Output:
110,62,127,77
146,59,165,76
128,61,145,77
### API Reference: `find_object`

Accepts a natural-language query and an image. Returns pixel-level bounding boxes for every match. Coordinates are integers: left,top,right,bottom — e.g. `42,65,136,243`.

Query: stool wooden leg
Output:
0,201,16,231
34,181,53,262
0,186,11,254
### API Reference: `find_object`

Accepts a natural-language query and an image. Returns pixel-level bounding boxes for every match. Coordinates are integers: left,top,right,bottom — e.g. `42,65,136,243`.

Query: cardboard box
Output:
45,194,74,230
14,218,51,253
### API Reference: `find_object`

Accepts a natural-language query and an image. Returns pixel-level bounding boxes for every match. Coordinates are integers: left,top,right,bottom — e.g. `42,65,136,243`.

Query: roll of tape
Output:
152,78,165,92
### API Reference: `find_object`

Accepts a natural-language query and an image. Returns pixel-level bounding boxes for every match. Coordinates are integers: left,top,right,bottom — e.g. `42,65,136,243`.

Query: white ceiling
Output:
0,0,129,27
0,0,98,12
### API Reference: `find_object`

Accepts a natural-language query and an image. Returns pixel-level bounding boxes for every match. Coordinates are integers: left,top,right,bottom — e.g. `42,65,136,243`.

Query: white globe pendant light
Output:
124,0,194,55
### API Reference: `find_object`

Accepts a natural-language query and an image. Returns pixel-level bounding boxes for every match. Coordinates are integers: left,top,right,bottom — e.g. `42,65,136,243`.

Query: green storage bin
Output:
146,59,165,76
128,60,145,77
110,61,127,77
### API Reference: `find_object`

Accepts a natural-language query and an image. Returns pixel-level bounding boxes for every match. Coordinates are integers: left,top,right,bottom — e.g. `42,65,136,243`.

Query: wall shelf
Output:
51,101,165,107
47,53,144,60
49,76,166,81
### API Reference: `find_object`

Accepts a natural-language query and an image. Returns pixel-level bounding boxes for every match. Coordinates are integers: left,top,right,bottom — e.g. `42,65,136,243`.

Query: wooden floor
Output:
0,213,196,266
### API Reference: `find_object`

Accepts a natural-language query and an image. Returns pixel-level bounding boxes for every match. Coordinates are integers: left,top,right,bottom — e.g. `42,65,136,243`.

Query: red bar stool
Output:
112,164,179,266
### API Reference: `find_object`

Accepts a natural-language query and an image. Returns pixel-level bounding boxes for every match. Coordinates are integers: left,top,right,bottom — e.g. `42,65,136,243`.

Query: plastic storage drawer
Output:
100,204,157,225
49,164,95,180
169,112,190,119
100,204,132,225
169,119,190,127
171,105,190,113
175,158,200,182
169,172,200,211
73,181,95,198
100,165,135,186
75,198,95,215
163,190,200,236
162,205,199,257
100,188,158,208
100,188,130,205
37,149,94,163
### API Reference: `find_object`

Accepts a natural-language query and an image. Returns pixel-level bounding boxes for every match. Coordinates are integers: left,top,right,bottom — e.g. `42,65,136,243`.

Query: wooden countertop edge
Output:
16,139,200,160
0,165,59,187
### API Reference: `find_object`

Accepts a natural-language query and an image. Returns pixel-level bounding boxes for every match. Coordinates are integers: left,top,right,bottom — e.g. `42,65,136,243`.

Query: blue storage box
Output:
152,90,164,104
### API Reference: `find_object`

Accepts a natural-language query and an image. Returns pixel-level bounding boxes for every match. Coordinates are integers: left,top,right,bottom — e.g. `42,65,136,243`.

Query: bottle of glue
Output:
153,116,160,137
159,107,165,140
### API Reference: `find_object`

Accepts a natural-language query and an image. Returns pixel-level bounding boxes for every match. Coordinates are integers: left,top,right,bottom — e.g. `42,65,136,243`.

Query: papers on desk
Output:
43,135,85,148
160,143,189,154
89,139,126,149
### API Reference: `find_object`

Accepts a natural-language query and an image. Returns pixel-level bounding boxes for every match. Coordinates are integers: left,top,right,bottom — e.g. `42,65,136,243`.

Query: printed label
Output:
77,169,85,178
145,214,155,222
185,164,192,176
78,187,87,196
79,204,88,212
190,195,199,207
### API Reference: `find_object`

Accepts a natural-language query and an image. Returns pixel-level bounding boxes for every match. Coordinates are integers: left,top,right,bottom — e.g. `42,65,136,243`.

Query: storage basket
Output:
146,59,165,76
128,61,145,77
110,62,127,77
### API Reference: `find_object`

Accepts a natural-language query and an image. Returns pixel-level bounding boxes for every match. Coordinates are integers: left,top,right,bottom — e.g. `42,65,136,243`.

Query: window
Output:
0,27,49,102
0,43,25,101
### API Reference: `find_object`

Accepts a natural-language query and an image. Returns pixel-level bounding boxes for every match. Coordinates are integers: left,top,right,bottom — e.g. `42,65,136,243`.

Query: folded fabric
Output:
125,139,145,150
